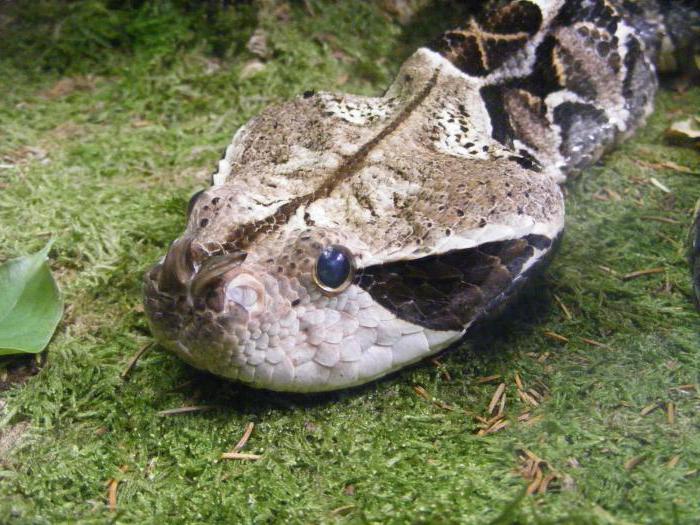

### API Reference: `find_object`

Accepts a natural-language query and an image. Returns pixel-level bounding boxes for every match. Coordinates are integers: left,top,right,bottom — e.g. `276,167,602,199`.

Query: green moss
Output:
0,2,698,523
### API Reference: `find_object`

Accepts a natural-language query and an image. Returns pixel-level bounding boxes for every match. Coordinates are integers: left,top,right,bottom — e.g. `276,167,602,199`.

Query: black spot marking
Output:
508,154,541,172
485,1,543,36
483,35,530,71
524,234,552,250
517,34,563,97
596,40,611,57
608,51,622,71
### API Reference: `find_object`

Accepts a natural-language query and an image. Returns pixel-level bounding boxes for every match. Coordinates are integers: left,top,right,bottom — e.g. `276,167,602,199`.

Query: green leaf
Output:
0,241,64,356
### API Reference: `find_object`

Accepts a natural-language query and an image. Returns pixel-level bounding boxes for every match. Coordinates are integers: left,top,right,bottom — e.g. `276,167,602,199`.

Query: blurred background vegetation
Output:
0,0,260,73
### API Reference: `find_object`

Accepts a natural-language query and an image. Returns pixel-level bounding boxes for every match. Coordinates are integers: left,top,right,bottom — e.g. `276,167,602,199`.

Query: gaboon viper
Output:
144,1,700,392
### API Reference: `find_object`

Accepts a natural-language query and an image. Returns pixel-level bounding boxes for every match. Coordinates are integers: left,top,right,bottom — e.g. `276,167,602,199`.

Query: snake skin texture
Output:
144,0,698,392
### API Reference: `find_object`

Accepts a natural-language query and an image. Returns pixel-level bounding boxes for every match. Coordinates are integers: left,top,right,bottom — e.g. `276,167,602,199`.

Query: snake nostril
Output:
225,274,265,315
226,285,258,309
189,251,248,298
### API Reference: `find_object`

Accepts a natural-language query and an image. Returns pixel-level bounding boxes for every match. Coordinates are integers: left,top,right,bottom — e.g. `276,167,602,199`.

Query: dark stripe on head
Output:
223,70,440,251
356,234,553,331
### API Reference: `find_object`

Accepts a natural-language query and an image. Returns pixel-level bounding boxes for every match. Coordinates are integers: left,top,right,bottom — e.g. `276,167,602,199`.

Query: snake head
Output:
144,49,565,392
144,209,458,392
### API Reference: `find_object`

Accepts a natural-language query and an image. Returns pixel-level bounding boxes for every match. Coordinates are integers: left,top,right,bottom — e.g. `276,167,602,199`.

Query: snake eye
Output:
313,244,355,294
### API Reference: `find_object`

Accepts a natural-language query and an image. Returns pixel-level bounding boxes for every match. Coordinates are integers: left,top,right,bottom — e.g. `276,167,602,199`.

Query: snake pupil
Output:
315,245,353,292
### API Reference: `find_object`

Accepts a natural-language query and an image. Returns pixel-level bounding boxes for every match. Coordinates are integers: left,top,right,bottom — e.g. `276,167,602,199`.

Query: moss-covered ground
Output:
0,1,698,523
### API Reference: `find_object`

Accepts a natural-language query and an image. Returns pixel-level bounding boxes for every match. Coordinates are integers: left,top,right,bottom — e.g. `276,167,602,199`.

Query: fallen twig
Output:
553,294,573,320
543,331,569,343
498,392,507,417
517,412,531,422
475,374,500,384
220,452,262,461
517,389,540,407
481,419,509,436
330,505,355,517
667,402,675,425
649,177,671,193
580,338,606,348
670,384,697,394
621,267,664,281
120,343,154,380
157,405,218,416
514,372,524,390
488,383,506,414
412,385,458,412
413,385,430,400
598,265,619,276
640,216,680,225
640,403,660,416
107,465,128,512
518,449,560,494
232,422,255,453
624,455,646,471
431,358,451,382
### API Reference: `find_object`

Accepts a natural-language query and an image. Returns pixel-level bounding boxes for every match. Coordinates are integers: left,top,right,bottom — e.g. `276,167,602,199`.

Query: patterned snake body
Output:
144,0,699,392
